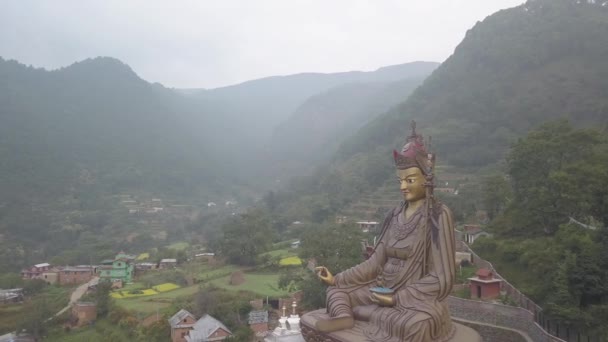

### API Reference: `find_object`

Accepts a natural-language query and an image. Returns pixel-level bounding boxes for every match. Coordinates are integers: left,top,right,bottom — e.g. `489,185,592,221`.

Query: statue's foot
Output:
315,315,355,332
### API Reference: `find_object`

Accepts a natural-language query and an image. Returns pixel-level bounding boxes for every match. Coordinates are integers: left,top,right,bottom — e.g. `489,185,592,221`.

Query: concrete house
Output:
98,252,135,285
21,263,51,280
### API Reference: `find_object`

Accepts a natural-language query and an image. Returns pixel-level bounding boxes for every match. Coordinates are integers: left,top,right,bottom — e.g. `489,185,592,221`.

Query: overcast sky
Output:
0,1,524,89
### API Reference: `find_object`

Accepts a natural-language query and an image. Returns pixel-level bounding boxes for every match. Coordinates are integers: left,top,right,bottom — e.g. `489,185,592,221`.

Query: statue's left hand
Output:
370,292,394,306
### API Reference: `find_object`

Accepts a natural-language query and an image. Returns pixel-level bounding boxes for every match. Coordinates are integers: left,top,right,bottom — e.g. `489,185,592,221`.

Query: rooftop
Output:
187,314,232,341
168,309,195,327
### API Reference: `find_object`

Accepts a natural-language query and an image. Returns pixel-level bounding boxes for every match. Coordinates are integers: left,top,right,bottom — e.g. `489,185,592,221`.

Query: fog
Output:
0,0,523,88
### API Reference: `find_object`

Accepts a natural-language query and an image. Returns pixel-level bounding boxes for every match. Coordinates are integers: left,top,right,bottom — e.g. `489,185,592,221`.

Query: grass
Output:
46,319,132,342
0,286,70,335
115,285,200,314
0,304,23,335
195,264,241,282
207,273,290,297
260,248,294,258
111,282,181,298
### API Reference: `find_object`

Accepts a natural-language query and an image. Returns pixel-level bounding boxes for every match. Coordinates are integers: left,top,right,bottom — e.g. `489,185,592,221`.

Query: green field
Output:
194,264,241,282
260,248,295,258
0,286,70,335
207,273,290,297
167,242,189,251
0,304,23,335
115,284,199,314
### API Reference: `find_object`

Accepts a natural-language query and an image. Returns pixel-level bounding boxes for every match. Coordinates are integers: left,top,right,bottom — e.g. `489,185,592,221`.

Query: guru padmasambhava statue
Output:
312,122,457,342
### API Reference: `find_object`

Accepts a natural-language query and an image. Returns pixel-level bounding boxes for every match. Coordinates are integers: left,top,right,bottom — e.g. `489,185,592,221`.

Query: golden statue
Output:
300,122,476,342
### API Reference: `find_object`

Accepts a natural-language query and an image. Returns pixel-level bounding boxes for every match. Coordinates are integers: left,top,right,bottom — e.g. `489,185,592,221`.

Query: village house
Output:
169,309,197,342
98,252,135,286
335,215,348,224
194,253,216,265
159,258,178,269
168,310,233,342
435,187,457,194
42,268,60,285
356,221,378,233
186,314,233,342
58,266,94,286
21,263,51,280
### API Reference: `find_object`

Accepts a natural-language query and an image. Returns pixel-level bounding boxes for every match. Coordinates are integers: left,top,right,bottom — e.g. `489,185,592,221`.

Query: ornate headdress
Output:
394,121,438,274
393,121,433,175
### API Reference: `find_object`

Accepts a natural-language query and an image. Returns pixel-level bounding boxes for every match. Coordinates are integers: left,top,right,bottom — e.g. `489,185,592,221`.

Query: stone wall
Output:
455,319,528,342
448,296,566,342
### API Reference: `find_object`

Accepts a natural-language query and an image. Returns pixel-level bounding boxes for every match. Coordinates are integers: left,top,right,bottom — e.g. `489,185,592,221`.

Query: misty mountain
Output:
276,0,608,222
266,76,430,178
0,56,231,202
181,62,439,154
334,0,608,175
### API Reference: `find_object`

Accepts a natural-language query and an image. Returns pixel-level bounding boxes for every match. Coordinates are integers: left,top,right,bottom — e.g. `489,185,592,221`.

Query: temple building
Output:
468,268,502,300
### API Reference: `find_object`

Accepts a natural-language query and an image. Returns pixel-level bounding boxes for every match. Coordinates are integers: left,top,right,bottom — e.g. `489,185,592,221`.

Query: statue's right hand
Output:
315,266,335,286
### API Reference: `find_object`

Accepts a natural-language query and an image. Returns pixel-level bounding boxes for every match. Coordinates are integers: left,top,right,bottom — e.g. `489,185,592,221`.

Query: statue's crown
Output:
393,121,431,173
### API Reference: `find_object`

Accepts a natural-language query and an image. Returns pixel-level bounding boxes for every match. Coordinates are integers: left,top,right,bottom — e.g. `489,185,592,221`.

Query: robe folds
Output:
325,201,456,342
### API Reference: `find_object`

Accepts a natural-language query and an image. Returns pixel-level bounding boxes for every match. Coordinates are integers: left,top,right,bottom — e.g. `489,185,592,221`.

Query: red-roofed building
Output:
468,268,502,300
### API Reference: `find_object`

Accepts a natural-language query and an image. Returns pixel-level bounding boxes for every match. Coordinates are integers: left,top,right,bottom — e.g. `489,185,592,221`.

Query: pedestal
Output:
300,309,482,342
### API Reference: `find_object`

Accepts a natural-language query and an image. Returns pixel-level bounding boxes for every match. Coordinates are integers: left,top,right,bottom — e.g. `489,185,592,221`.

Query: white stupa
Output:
265,300,305,342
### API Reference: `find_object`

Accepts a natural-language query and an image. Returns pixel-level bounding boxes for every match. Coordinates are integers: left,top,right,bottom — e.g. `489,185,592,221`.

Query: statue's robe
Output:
325,201,456,342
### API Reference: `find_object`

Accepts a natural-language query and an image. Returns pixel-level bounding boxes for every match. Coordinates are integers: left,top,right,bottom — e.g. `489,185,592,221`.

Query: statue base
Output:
300,309,482,342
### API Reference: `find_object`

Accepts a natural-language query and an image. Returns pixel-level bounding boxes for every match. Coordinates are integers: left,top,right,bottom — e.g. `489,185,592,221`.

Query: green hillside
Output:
278,0,608,223
265,76,432,179
338,0,608,170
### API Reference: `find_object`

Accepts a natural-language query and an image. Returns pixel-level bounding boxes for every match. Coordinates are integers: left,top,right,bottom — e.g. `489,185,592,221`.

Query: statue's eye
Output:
407,179,415,184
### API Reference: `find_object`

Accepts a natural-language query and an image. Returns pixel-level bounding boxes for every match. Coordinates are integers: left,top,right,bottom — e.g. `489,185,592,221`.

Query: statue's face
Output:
397,167,426,203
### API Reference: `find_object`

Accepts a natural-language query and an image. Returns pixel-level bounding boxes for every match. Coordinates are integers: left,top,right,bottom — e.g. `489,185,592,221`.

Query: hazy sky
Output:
0,0,524,89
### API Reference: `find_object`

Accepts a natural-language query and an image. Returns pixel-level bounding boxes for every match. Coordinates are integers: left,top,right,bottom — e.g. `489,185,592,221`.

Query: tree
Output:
17,296,51,339
218,208,275,266
96,281,113,317
505,120,605,235
284,222,366,309
481,174,511,221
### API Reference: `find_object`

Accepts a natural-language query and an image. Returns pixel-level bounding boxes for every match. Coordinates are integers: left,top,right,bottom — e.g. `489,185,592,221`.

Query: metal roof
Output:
186,314,232,341
168,309,195,327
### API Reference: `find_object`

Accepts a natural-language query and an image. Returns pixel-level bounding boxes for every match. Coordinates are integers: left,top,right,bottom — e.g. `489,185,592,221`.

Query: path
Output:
49,276,99,320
